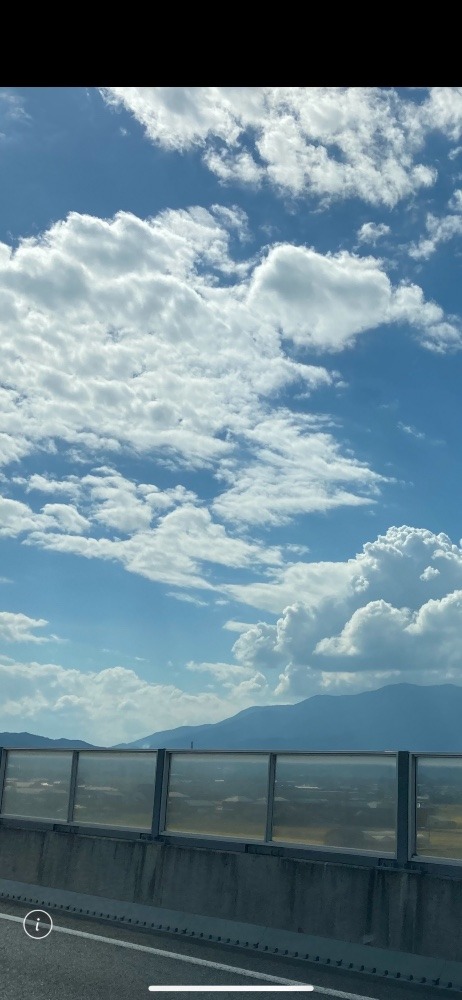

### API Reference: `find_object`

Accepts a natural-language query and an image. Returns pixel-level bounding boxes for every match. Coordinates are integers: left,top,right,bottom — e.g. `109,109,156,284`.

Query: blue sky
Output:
2,87,462,744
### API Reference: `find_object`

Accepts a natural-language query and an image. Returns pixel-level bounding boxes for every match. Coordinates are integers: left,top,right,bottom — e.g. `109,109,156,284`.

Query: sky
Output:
2,86,462,745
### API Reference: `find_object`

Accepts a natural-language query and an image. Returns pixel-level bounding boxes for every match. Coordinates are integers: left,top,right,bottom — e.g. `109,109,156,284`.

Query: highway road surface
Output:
0,897,455,1000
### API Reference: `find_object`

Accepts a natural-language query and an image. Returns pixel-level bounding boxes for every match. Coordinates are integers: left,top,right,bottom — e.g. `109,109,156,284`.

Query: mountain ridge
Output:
2,683,461,751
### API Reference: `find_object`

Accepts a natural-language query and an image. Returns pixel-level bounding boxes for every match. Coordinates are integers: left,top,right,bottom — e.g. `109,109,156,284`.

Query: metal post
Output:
67,751,79,825
265,753,277,843
408,753,417,859
150,749,166,838
396,750,411,865
0,748,7,815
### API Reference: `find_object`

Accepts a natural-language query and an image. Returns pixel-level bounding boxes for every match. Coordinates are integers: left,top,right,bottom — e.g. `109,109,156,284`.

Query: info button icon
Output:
23,909,53,940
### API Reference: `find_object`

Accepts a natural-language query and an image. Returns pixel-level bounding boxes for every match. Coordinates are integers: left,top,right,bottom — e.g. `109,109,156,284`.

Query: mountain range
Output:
1,683,460,751
0,732,97,749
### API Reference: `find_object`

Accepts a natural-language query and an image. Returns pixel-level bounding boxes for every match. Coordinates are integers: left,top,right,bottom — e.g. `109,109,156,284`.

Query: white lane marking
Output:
0,910,304,984
0,911,381,999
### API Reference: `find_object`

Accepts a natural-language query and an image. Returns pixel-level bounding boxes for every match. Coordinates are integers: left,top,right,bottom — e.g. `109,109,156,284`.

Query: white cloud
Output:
409,212,462,260
226,526,462,697
102,88,442,208
0,92,30,128
0,207,351,481
0,205,460,612
315,590,462,676
3,525,462,740
0,466,283,591
166,592,208,606
22,473,81,498
186,659,257,682
314,599,411,660
0,496,87,537
408,184,462,260
0,656,270,744
247,244,458,352
1,207,457,603
0,206,456,536
0,611,54,644
212,411,385,526
421,88,462,141
40,503,90,533
398,422,425,440
223,620,255,633
448,189,462,211
356,222,391,245
25,503,283,591
420,565,440,581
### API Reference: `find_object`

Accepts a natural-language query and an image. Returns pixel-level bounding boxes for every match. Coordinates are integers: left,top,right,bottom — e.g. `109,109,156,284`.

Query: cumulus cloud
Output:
420,565,440,581
0,207,357,482
0,207,456,505
315,591,462,676
0,496,88,538
227,526,462,698
101,87,444,207
0,611,55,644
40,503,90,533
21,473,81,498
356,222,391,244
247,244,457,352
0,204,456,586
3,524,462,739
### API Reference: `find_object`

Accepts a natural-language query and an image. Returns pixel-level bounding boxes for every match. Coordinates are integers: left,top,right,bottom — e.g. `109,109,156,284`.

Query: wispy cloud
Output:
167,592,208,606
398,422,426,439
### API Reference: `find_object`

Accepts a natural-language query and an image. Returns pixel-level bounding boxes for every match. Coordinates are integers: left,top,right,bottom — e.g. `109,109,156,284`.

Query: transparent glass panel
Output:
1,751,72,820
272,754,397,852
73,752,157,830
416,757,462,859
165,753,269,839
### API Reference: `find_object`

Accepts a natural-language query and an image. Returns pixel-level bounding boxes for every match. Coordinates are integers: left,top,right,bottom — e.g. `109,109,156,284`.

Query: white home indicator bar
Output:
148,988,314,992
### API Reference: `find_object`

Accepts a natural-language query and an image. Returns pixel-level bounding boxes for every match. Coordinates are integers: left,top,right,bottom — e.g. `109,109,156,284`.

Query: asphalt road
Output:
0,898,455,1000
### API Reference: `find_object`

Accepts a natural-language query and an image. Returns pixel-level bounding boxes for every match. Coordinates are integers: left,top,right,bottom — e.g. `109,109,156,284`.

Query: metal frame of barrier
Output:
0,746,462,876
412,752,462,869
158,748,399,860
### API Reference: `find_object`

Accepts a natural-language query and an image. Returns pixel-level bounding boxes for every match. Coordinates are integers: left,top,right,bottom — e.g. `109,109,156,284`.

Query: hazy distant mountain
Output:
3,683,462,752
0,732,99,749
116,683,462,752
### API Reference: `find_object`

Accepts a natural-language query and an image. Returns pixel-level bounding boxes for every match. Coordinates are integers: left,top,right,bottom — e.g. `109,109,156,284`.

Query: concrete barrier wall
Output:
1,824,462,967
